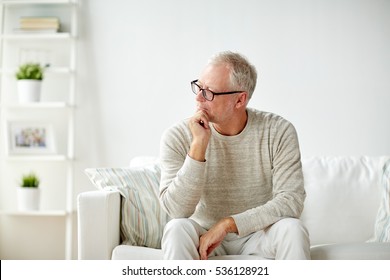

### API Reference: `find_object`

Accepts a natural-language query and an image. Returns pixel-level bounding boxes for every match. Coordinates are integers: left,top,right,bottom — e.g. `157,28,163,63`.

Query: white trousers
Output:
162,218,311,260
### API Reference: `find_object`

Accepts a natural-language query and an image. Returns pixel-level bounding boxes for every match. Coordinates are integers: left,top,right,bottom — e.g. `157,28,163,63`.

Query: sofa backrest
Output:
301,156,388,246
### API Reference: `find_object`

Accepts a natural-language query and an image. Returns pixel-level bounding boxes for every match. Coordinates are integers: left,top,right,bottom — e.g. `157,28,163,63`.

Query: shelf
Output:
1,32,72,40
45,67,73,74
5,102,71,109
6,154,69,161
0,67,73,75
0,210,67,217
0,0,74,5
0,0,77,260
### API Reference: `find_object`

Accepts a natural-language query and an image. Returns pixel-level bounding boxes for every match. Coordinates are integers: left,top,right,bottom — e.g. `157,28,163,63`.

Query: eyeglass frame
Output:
191,79,245,101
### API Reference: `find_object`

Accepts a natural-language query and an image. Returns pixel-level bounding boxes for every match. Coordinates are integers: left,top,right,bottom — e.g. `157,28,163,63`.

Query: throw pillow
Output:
85,163,171,249
368,158,390,242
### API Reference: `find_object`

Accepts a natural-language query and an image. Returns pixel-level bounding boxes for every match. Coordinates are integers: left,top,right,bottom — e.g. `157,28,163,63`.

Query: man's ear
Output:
235,92,248,108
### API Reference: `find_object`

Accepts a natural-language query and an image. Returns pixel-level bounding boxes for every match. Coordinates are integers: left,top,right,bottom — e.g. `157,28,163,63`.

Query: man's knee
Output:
162,218,203,260
163,218,204,244
269,218,310,259
275,218,307,231
164,218,197,236
272,218,309,241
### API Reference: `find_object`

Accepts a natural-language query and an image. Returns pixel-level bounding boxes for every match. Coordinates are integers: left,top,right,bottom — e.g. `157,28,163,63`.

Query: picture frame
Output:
7,122,56,155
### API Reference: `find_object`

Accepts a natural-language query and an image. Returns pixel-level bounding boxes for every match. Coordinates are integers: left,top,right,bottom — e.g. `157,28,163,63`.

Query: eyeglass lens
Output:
192,82,213,101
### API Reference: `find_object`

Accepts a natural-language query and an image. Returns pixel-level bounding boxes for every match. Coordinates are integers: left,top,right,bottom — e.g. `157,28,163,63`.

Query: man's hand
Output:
188,110,211,162
198,217,238,260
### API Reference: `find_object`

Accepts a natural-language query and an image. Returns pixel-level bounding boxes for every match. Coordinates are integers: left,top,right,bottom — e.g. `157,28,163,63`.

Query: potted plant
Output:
17,172,40,211
15,63,44,103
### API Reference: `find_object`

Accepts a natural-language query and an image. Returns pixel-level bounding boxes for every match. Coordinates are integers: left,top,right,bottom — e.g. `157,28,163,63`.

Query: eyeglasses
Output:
190,79,244,101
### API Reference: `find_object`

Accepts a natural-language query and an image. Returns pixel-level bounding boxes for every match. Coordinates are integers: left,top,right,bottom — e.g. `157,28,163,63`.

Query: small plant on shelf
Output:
17,172,41,211
20,172,40,188
15,63,45,103
15,63,44,80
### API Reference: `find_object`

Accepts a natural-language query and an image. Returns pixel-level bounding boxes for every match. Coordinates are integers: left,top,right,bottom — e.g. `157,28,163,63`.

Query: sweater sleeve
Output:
231,120,306,237
158,123,207,218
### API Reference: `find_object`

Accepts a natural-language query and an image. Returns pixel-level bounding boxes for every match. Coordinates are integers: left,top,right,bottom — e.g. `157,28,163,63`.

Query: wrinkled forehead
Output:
199,63,232,91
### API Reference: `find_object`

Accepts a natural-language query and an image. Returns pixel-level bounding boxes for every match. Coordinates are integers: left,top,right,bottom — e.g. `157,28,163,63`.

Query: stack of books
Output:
16,17,60,33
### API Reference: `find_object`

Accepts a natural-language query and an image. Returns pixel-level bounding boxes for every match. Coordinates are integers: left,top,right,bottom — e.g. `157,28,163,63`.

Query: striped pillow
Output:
369,159,390,242
85,163,171,249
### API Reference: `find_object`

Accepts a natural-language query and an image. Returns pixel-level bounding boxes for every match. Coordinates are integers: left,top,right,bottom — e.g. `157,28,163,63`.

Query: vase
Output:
17,187,40,211
17,80,42,103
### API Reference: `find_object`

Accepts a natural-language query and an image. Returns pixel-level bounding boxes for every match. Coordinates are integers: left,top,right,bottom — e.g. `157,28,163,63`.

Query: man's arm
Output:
159,111,211,218
188,111,211,162
232,120,306,237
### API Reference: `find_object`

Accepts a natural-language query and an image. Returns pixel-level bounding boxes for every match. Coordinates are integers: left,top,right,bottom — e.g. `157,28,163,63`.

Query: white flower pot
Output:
17,80,42,103
17,187,40,211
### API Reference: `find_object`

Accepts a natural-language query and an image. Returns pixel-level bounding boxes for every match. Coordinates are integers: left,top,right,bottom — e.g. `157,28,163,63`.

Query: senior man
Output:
159,51,310,260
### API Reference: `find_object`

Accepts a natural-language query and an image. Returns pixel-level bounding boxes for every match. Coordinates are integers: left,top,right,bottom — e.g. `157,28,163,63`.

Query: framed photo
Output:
7,122,56,155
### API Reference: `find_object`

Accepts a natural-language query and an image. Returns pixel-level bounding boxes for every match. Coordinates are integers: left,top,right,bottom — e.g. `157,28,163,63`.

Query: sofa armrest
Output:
77,190,121,259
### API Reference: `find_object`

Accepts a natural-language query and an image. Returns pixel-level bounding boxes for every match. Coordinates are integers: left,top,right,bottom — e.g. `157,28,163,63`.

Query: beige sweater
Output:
159,108,306,237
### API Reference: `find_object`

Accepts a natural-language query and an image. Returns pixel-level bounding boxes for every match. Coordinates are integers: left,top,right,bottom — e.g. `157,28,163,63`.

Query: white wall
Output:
75,0,390,192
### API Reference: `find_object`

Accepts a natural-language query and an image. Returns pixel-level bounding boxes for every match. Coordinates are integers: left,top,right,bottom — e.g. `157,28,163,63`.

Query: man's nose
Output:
195,90,206,102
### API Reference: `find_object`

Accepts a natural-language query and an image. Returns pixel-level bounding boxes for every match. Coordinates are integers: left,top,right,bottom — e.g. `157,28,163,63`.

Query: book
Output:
19,17,60,31
20,17,60,24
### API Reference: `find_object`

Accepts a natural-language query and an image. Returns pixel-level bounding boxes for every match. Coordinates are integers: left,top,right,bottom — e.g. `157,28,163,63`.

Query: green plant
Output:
20,172,40,188
15,63,44,80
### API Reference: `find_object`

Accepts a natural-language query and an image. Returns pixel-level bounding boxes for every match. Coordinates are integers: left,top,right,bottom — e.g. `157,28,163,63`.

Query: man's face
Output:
196,63,238,124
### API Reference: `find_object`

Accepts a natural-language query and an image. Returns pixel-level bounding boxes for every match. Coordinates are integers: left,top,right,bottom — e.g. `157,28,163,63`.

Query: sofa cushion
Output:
112,245,164,260
300,156,387,245
310,242,390,260
85,163,170,249
111,245,265,260
112,242,390,260
368,159,390,242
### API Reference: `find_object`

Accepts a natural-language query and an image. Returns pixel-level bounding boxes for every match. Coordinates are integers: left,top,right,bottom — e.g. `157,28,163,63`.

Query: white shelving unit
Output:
0,0,78,259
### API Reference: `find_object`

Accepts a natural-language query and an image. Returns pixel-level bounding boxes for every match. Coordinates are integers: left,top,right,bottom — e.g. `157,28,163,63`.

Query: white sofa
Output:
78,156,390,260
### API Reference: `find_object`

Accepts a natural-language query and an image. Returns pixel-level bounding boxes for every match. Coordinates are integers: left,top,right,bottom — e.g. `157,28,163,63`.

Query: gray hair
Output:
208,51,257,99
